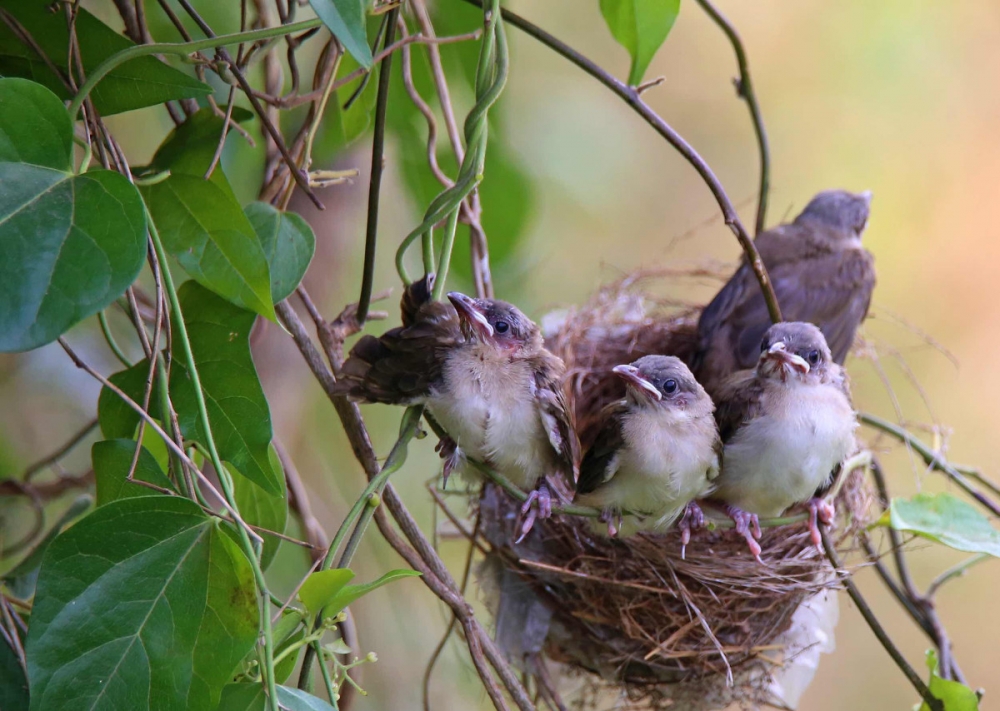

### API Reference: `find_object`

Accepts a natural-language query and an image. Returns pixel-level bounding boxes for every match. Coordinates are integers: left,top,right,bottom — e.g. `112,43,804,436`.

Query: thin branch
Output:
458,0,782,322
356,7,399,325
693,0,770,234
22,418,98,482
927,553,990,598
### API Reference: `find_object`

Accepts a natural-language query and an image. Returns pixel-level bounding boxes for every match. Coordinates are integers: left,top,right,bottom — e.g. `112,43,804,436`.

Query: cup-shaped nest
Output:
475,273,873,709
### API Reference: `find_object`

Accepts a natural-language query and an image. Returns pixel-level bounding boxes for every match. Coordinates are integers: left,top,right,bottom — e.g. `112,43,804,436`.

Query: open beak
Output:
613,364,661,401
447,292,493,340
765,341,810,375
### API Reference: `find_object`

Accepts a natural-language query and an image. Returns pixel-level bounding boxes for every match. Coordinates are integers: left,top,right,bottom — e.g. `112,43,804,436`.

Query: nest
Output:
474,272,874,710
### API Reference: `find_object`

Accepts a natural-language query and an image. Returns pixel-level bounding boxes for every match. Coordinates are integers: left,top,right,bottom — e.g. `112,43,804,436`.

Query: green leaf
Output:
0,164,147,352
271,609,306,684
141,175,276,321
244,202,316,302
0,78,73,170
298,569,355,617
0,4,210,116
2,495,92,601
877,493,1000,557
96,285,281,495
231,446,287,570
92,439,176,506
148,108,254,177
322,569,421,618
218,682,265,711
276,686,338,711
599,0,681,86
321,50,378,152
308,0,372,69
919,649,979,711
25,496,258,711
0,632,28,711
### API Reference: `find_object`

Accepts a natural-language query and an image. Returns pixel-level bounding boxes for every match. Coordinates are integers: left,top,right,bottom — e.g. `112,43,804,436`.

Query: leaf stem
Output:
357,7,400,326
68,18,323,119
926,553,990,598
145,209,281,711
458,0,782,323
97,310,132,367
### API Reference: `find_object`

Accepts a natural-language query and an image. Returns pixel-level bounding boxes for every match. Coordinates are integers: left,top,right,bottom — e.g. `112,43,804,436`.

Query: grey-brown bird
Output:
575,356,720,552
693,190,876,397
712,322,857,561
337,275,579,539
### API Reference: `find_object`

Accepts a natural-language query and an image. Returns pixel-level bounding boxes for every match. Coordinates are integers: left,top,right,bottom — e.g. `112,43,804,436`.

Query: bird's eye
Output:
494,320,509,334
663,379,677,395
807,350,820,365
760,340,768,353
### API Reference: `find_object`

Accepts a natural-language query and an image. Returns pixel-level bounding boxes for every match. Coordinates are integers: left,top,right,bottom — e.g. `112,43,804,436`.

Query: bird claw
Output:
726,505,763,563
678,501,706,559
516,483,553,543
808,497,836,551
434,436,462,487
599,510,621,538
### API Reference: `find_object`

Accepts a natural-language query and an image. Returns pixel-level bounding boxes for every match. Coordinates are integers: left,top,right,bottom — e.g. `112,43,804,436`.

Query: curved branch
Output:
458,0,782,323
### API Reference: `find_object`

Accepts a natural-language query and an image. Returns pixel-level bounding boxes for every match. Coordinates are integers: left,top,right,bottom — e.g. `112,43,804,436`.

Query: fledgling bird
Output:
693,190,876,397
575,356,720,553
712,322,857,561
337,275,579,540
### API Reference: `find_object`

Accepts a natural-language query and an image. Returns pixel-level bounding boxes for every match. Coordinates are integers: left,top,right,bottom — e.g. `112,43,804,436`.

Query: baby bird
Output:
693,189,876,397
575,356,720,553
337,275,579,540
712,322,858,561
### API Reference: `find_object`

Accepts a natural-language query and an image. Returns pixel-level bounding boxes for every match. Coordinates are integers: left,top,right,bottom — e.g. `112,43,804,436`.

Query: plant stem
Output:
458,0,782,324
145,211,281,711
926,553,990,598
68,18,323,119
357,7,400,325
98,310,132,367
821,529,942,711
694,0,770,235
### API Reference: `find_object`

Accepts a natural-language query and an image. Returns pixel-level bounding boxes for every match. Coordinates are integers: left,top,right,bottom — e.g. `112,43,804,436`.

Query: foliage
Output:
599,0,681,86
918,651,979,711
877,493,1000,557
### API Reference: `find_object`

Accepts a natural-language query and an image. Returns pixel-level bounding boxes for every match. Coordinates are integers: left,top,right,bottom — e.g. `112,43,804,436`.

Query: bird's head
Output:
757,322,833,384
613,355,711,413
447,292,540,355
794,189,872,238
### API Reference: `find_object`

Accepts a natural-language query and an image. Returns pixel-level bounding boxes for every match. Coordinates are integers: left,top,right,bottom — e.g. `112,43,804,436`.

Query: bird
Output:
692,189,876,397
337,275,580,540
711,322,858,561
574,355,720,554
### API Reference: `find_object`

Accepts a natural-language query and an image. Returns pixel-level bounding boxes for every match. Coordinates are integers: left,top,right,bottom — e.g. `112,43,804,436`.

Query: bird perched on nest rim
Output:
336,274,579,541
710,322,858,562
693,189,876,397
575,355,720,555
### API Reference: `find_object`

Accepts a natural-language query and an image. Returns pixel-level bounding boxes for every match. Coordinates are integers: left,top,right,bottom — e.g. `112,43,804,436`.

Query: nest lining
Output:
471,271,874,709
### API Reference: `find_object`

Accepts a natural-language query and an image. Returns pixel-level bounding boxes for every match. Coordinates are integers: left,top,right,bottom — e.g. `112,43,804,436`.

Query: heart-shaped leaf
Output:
245,202,316,302
322,569,421,619
298,569,356,616
308,0,372,69
0,4,210,116
25,496,258,711
92,439,176,506
876,493,1000,557
0,77,73,170
231,446,287,570
919,649,979,711
600,0,681,86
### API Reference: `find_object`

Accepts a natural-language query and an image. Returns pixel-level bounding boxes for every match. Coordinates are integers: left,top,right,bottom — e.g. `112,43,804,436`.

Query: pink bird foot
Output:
678,501,706,559
807,497,836,551
726,505,763,563
434,436,462,487
599,509,622,538
516,482,553,543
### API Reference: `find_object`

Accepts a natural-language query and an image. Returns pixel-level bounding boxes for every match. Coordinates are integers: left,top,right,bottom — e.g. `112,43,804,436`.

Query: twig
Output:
926,553,990,598
693,0,770,234
22,418,98,482
821,529,942,711
458,0,782,323
356,7,399,325
275,440,328,562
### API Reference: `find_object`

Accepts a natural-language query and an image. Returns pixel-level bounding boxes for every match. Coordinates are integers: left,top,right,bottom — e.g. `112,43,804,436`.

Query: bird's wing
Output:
576,402,628,495
336,278,461,404
713,370,764,443
728,247,876,368
534,356,581,480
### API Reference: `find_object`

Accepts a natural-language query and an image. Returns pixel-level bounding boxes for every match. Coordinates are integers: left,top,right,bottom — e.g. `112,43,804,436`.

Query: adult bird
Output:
337,275,579,540
711,322,857,561
693,189,876,396
575,356,720,554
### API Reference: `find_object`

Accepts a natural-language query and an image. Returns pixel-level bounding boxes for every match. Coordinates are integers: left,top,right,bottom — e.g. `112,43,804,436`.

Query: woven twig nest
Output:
474,272,874,710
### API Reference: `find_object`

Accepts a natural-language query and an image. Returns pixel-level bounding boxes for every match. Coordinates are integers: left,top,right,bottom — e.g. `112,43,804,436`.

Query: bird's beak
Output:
765,341,810,375
613,364,661,401
447,292,493,340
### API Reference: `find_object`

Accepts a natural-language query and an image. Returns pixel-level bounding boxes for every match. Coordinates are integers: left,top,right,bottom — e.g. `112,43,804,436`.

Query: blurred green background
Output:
3,0,999,708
